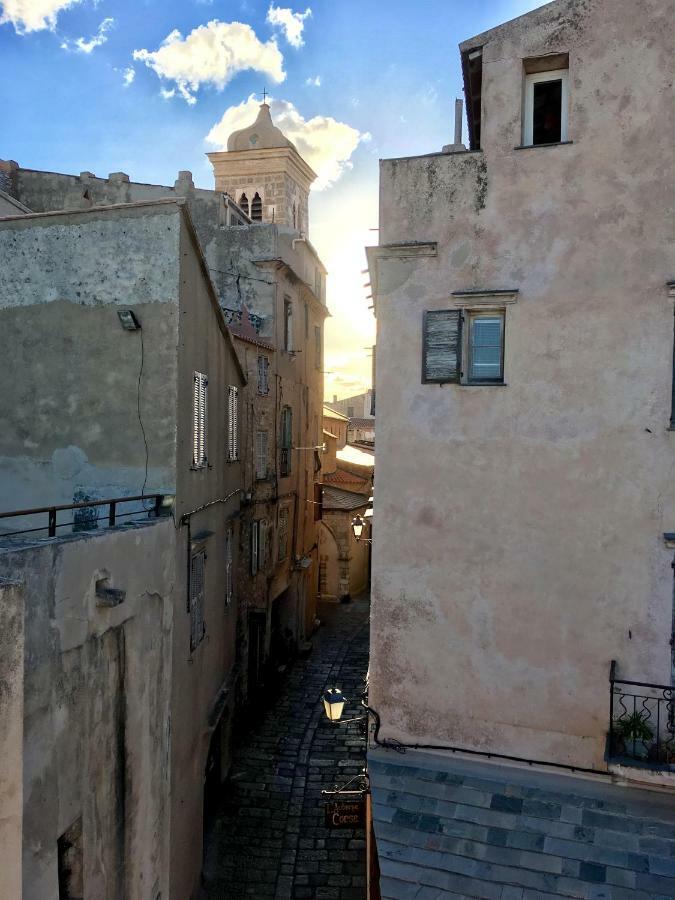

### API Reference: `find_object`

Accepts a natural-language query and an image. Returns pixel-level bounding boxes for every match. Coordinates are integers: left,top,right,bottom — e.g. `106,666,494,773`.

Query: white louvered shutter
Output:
256,431,268,479
227,386,239,461
193,372,208,466
422,310,462,383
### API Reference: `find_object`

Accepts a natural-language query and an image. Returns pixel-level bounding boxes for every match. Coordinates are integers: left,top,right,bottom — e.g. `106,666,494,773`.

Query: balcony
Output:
609,661,675,769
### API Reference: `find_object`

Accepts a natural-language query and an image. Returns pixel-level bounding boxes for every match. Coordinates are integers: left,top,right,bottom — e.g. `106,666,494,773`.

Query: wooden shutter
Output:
193,372,208,465
278,508,289,561
227,386,239,461
189,551,206,650
225,528,233,606
251,521,259,576
422,310,462,384
256,431,268,479
259,519,268,570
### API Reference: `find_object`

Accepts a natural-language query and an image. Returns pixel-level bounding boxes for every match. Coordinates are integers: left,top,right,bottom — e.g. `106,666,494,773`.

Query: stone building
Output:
326,388,375,420
0,200,246,899
366,0,675,896
0,100,327,898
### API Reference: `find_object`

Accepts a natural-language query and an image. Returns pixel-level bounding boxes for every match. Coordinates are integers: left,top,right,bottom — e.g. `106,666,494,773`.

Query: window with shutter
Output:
259,519,268,570
280,406,292,476
192,372,208,466
225,528,233,606
256,431,268,480
422,310,462,384
277,507,289,561
257,355,270,395
468,313,504,383
189,550,206,651
284,298,293,351
227,385,239,461
251,522,259,576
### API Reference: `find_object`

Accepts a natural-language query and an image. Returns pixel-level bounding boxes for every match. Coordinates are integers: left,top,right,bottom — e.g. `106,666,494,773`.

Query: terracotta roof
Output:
323,469,368,491
322,486,370,512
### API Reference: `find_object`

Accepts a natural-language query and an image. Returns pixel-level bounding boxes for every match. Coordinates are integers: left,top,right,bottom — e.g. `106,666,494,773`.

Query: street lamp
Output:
323,688,346,722
351,515,372,543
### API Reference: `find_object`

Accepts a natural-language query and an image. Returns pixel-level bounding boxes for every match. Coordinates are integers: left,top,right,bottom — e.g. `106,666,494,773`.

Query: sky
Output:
0,0,547,400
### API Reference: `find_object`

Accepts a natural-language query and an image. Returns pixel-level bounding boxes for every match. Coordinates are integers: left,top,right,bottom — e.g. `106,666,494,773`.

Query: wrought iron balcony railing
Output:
0,494,171,539
609,660,675,767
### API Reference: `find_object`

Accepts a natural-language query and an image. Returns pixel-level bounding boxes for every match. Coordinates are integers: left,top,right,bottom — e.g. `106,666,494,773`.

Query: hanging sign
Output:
324,796,366,829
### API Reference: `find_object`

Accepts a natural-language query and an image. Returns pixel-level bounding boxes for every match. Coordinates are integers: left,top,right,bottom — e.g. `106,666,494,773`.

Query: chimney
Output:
442,99,467,154
333,394,337,404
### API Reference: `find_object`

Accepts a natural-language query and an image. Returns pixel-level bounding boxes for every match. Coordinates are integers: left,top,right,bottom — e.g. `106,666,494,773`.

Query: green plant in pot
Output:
612,712,654,758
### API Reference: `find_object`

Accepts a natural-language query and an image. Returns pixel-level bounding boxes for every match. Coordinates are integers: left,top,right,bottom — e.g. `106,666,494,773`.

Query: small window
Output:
251,192,263,221
524,68,569,146
315,325,322,369
255,430,268,480
292,202,297,229
422,308,505,385
347,406,354,419
257,355,270,395
189,550,206,651
193,372,208,467
304,302,309,339
467,312,504,384
278,507,289,561
225,528,233,606
280,406,292,476
239,193,249,216
251,522,259,576
284,298,293,351
227,385,239,462
251,519,269,575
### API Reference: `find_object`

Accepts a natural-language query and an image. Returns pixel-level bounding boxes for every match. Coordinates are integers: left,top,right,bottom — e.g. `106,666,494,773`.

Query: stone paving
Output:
201,597,370,900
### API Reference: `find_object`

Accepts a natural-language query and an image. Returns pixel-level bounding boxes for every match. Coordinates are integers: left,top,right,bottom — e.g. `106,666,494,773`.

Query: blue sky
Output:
0,0,546,397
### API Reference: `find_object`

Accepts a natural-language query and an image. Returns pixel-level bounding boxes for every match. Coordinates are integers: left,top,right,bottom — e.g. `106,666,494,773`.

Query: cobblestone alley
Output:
201,597,371,900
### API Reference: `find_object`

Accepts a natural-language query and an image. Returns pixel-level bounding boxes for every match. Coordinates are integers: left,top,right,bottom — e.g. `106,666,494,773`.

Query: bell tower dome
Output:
207,102,317,233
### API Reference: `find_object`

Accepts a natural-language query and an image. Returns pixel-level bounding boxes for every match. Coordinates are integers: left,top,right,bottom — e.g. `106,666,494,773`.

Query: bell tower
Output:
207,103,317,234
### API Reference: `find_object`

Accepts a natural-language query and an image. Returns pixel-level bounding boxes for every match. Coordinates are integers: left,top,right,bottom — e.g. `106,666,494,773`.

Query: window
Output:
524,68,569,146
251,519,268,575
304,302,309,339
422,309,505,385
225,528,233,606
280,406,292,476
347,406,354,419
251,192,263,221
255,430,268,480
467,313,504,383
278,507,289,561
189,550,206,651
239,193,249,216
315,325,322,369
284,297,293,351
257,355,270,395
227,385,239,462
292,202,297,229
193,371,208,467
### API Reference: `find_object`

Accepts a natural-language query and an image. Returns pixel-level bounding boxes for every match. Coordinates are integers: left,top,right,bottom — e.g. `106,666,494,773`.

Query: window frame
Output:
189,549,206,651
465,310,506,385
315,325,322,370
277,507,289,562
280,406,292,476
257,355,270,395
255,430,269,480
523,68,569,146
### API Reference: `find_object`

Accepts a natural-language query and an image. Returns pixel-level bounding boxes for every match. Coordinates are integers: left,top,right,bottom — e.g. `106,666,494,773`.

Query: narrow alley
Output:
201,597,371,900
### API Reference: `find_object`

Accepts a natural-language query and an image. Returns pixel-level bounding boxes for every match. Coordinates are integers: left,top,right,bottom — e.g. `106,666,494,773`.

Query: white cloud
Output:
160,87,176,100
0,0,82,33
133,19,285,105
61,16,113,53
266,5,310,49
122,66,135,87
305,75,321,87
205,94,368,191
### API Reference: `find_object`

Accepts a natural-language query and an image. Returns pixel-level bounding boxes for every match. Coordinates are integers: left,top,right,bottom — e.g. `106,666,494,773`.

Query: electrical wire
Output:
209,267,275,286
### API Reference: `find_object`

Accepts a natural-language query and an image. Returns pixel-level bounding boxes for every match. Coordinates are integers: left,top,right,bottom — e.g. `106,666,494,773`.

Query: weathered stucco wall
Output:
0,579,24,900
370,0,674,769
0,205,181,520
0,519,175,900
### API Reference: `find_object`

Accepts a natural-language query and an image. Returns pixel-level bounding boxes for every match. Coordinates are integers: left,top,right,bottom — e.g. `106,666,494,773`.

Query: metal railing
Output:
0,494,170,538
609,660,675,766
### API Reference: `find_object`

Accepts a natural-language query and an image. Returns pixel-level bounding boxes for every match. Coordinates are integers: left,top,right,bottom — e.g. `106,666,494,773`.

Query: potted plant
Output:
612,713,654,759
647,741,675,765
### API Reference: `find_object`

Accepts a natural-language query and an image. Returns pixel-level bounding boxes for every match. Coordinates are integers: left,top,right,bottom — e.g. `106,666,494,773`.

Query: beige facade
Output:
367,0,674,772
0,200,246,899
0,578,23,900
